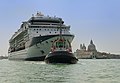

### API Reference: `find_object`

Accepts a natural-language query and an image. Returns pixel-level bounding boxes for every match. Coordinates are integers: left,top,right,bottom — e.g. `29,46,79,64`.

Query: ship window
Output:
55,32,56,33
54,29,56,31
39,29,41,30
34,29,36,30
41,50,44,54
37,29,38,30
51,29,53,31
56,41,64,48
49,32,51,33
45,29,46,31
36,31,38,33
47,29,49,31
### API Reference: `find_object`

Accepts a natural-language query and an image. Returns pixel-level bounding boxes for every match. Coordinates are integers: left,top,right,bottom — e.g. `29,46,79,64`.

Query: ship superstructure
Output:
8,12,74,60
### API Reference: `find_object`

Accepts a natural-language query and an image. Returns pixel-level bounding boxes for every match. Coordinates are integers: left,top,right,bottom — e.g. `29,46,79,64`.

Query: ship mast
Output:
59,18,62,39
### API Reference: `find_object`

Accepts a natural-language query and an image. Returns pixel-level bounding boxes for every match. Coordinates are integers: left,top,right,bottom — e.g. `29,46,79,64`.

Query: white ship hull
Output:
8,34,74,61
8,12,74,61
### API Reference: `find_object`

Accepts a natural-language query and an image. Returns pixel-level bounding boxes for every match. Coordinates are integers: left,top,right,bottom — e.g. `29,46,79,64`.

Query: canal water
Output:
0,59,120,83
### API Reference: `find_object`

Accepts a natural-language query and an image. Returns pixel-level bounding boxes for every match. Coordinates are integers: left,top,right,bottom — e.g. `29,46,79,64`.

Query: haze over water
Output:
0,59,120,83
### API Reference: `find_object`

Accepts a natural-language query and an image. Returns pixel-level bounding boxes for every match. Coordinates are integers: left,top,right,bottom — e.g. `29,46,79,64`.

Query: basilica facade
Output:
74,40,108,59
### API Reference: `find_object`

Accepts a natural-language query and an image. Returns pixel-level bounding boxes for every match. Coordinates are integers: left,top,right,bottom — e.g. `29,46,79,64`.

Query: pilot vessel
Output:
8,12,74,61
45,19,78,64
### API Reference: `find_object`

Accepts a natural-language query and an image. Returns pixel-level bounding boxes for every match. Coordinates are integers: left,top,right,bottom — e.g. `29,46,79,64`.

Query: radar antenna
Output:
36,11,44,16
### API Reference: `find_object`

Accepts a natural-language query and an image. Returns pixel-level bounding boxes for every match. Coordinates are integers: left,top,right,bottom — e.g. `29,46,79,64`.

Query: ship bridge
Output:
28,12,64,25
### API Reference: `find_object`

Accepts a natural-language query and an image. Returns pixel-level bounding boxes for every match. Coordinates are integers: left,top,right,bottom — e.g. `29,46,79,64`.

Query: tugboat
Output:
44,19,78,64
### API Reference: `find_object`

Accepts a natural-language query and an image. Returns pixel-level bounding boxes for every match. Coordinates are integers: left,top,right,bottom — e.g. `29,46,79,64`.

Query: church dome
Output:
88,40,97,51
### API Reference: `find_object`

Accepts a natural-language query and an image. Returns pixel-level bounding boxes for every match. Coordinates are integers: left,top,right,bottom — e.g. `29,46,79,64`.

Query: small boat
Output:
44,37,78,64
45,19,78,64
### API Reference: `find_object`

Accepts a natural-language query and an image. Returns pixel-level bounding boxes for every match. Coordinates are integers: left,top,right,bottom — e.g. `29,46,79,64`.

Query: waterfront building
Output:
74,40,108,59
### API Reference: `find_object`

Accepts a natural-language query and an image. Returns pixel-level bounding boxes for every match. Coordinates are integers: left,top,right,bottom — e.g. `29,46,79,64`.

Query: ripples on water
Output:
0,59,120,83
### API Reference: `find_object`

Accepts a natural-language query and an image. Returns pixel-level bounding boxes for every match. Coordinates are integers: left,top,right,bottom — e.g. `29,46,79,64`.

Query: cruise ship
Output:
8,12,74,61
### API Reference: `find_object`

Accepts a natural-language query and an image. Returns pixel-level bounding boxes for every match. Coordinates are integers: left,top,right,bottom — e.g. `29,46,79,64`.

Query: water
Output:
0,59,120,83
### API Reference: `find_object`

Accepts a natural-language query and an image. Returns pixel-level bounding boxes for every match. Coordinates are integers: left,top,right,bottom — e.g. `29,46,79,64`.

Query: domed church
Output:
75,40,119,59
87,40,97,52
75,40,98,59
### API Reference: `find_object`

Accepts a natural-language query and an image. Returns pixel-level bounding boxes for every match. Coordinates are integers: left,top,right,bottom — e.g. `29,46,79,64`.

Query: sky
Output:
0,0,120,55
